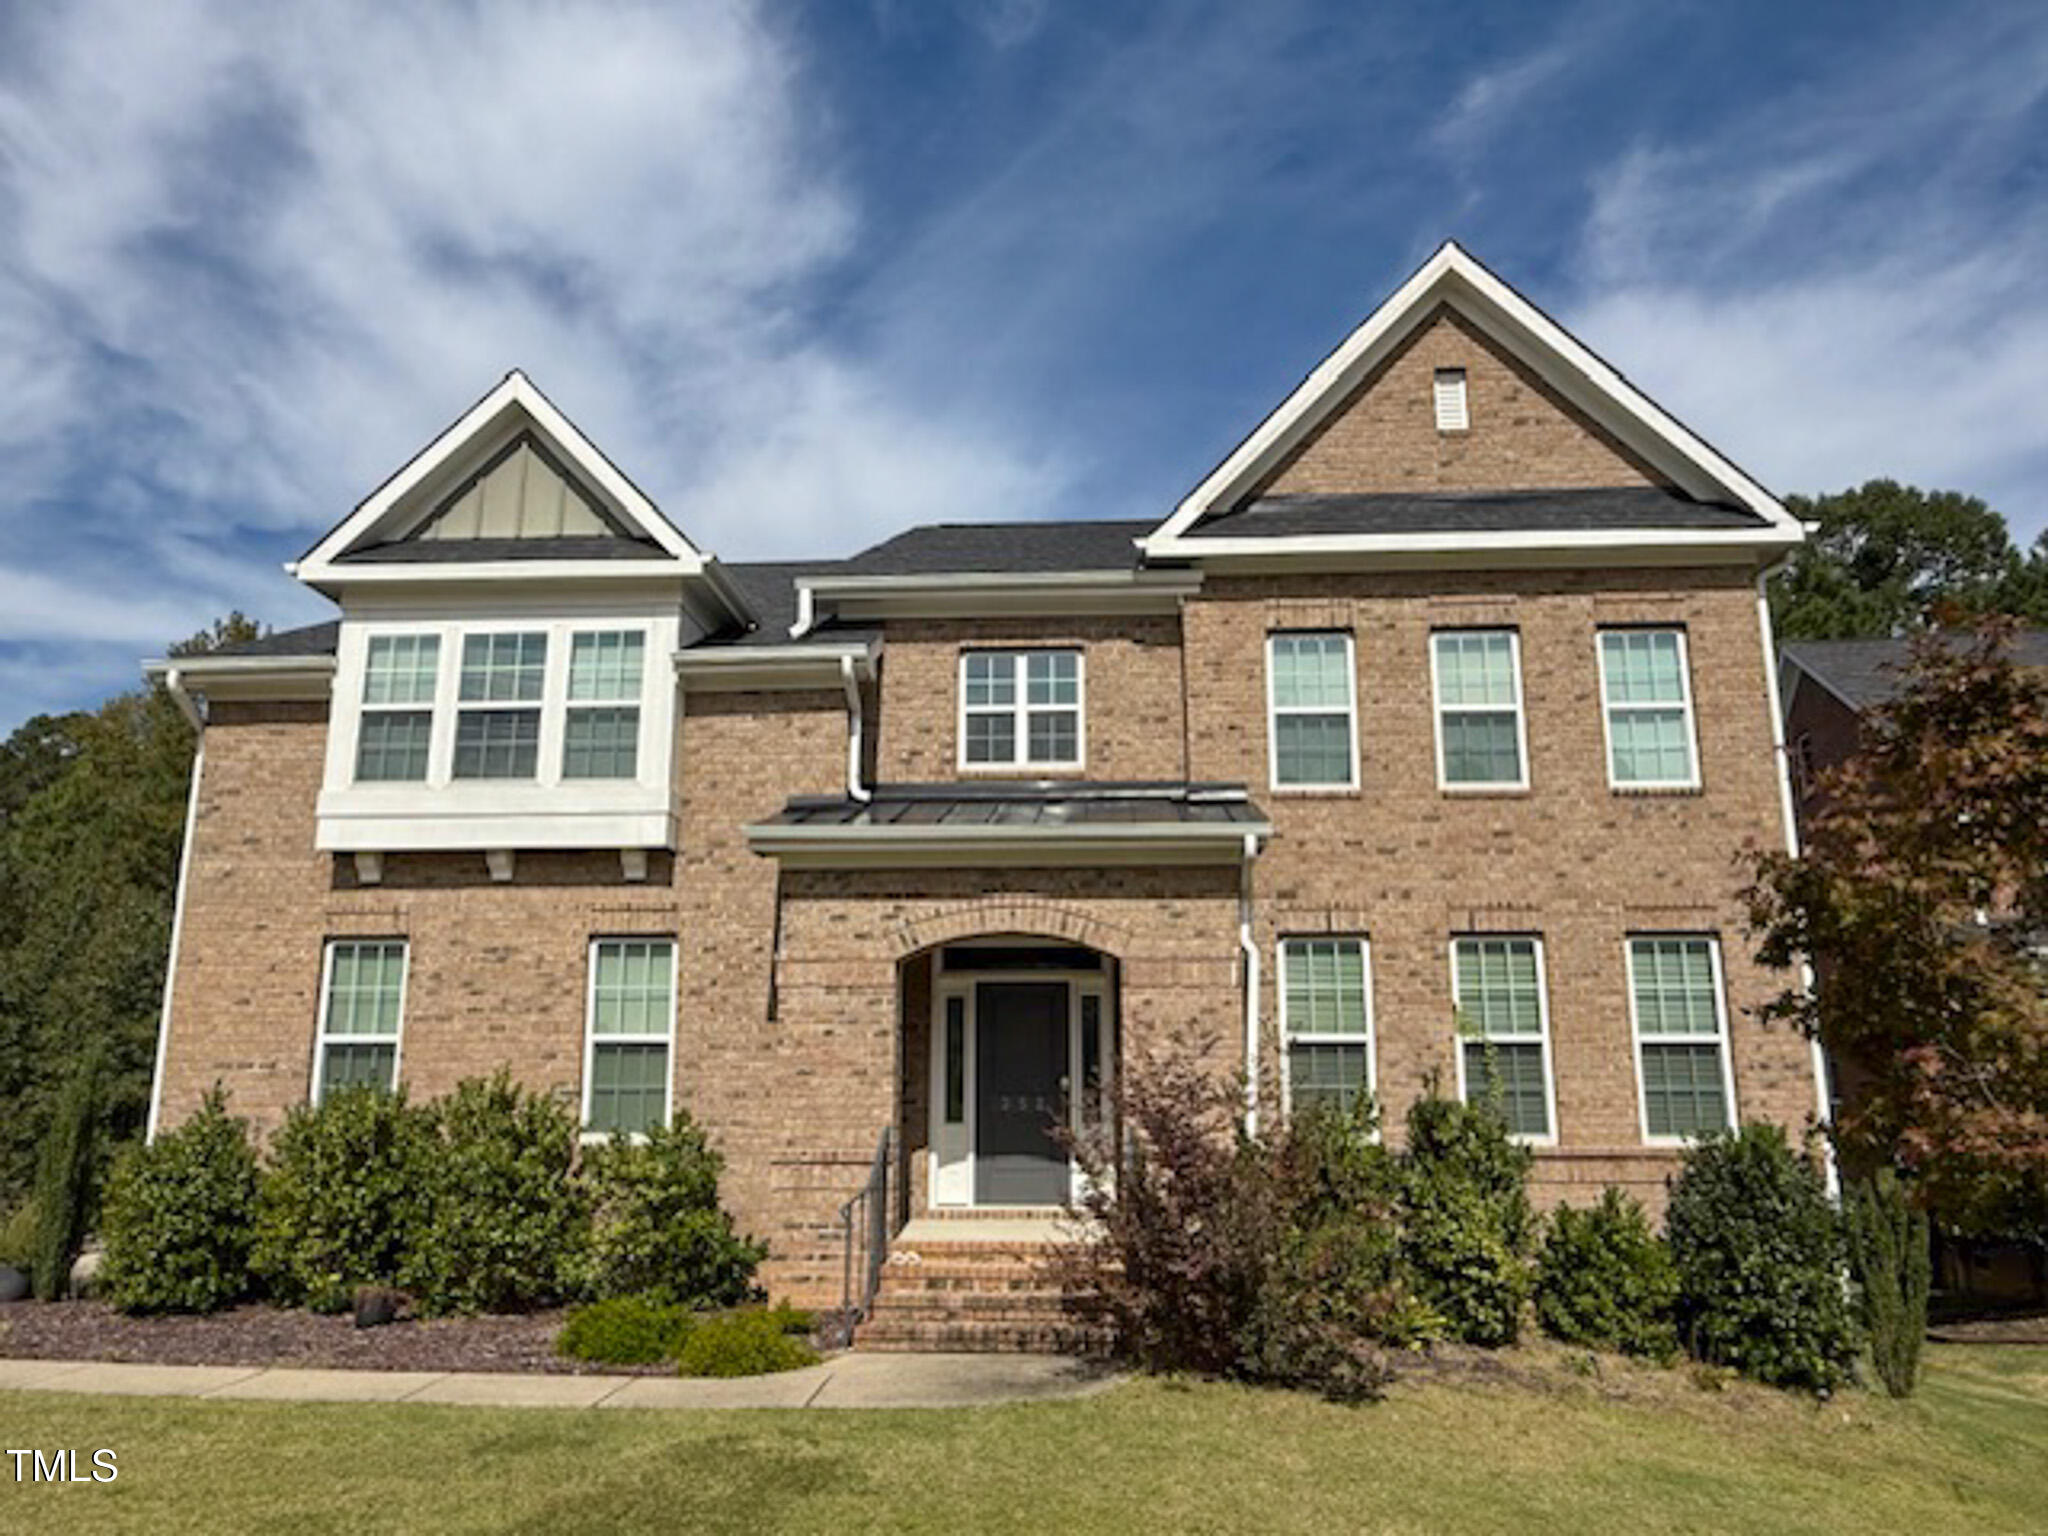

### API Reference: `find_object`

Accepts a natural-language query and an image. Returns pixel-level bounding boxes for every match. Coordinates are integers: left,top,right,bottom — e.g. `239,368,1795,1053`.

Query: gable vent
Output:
1433,368,1469,432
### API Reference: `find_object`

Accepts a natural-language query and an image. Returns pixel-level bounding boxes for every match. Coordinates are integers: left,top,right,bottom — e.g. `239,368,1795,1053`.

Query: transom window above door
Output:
960,650,1084,769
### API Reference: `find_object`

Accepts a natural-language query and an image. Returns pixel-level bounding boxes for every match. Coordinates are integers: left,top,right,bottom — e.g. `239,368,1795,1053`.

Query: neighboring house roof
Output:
206,620,342,658
1184,487,1763,541
1780,632,2048,711
837,520,1152,575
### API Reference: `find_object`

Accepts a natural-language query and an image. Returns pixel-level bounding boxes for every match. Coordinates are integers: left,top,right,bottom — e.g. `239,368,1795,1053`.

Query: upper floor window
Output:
455,632,546,779
1452,935,1553,1140
1599,629,1699,789
1432,629,1527,789
1281,936,1374,1115
564,631,645,779
355,635,439,782
960,649,1083,769
314,939,406,1103
1267,632,1357,790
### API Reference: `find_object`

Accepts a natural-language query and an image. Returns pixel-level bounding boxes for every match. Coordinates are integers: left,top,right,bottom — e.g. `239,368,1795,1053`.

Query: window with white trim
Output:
1433,367,1469,432
1281,936,1374,1114
960,649,1082,768
1267,633,1357,789
1453,936,1552,1138
584,938,675,1136
454,631,546,779
314,940,406,1102
1628,936,1734,1140
563,630,644,779
1433,630,1526,788
1600,629,1699,788
355,635,439,782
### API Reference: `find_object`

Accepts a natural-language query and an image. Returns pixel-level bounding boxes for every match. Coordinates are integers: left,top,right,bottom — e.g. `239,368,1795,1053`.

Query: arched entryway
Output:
899,933,1117,1213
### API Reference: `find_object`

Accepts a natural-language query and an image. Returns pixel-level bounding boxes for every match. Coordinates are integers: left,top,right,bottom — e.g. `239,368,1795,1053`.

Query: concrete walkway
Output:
0,1351,1122,1410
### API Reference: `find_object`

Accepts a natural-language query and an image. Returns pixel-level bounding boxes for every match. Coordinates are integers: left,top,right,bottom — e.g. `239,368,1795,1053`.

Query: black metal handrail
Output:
838,1126,893,1324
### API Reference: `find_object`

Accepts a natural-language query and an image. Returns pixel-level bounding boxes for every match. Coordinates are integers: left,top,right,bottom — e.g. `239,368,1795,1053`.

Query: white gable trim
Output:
1142,241,1805,557
291,371,706,584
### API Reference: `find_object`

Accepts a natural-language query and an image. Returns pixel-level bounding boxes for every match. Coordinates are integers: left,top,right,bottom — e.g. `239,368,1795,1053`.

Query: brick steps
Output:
855,1236,1109,1355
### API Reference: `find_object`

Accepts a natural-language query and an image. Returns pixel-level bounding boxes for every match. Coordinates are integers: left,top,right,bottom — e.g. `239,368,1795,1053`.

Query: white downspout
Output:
1239,832,1260,1136
840,655,870,804
147,670,205,1142
1756,568,1838,1196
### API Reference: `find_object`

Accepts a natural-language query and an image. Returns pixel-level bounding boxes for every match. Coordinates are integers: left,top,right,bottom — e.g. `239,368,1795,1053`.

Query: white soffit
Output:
1142,241,1805,554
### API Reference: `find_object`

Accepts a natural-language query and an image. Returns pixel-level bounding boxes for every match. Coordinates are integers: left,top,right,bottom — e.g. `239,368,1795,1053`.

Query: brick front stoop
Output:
856,1234,1112,1355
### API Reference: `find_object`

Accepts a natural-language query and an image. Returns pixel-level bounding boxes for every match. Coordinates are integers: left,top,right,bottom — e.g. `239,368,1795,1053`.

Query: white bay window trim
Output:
581,937,678,1141
957,648,1086,771
310,938,408,1104
1627,934,1739,1144
1448,934,1558,1145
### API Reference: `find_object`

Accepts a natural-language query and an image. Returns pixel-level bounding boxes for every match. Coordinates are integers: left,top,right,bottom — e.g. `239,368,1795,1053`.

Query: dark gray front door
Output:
975,981,1070,1205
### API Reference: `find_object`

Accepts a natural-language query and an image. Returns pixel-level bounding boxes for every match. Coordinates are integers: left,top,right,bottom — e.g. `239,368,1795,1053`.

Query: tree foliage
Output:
1746,620,2048,1232
1770,479,2048,640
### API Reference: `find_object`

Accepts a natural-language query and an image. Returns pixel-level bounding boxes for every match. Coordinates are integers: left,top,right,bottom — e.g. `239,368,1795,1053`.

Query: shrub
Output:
1535,1188,1678,1360
253,1086,437,1312
557,1295,696,1366
0,1202,37,1271
31,1049,104,1300
98,1089,260,1314
1397,1089,1535,1346
576,1118,766,1308
406,1075,587,1315
1666,1125,1860,1392
675,1307,821,1377
1845,1169,1931,1399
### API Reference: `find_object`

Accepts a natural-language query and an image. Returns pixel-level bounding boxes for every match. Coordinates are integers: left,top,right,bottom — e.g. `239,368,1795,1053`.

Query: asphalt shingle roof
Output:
1782,632,2048,710
836,520,1153,575
1187,486,1763,539
338,536,669,563
208,620,341,658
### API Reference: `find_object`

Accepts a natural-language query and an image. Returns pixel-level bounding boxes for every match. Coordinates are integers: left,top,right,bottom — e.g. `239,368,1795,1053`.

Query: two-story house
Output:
145,243,1824,1340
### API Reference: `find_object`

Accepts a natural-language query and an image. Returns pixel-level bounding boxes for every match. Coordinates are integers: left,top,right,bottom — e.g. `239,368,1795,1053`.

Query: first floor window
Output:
315,940,406,1101
1282,936,1374,1113
1629,935,1734,1139
1453,936,1551,1137
585,938,675,1136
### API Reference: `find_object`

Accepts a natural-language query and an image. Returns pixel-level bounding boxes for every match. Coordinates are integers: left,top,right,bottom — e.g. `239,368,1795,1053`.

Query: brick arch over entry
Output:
888,899,1129,960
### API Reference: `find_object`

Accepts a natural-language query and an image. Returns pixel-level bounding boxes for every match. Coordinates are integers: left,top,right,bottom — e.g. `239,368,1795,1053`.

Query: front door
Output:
973,981,1070,1205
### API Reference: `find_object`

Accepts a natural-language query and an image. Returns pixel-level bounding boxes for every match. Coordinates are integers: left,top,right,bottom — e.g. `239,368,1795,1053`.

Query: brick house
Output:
145,242,1824,1333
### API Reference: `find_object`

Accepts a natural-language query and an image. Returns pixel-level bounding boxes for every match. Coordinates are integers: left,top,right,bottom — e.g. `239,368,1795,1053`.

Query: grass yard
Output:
1,1344,2043,1534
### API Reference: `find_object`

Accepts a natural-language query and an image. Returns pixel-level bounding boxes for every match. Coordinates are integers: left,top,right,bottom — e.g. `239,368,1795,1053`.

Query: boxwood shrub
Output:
99,1089,260,1314
675,1306,820,1377
1534,1187,1678,1360
576,1118,766,1308
1665,1125,1860,1391
557,1295,696,1365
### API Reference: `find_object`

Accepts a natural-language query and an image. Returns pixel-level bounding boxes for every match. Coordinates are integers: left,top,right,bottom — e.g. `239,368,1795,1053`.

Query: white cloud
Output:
1563,10,2048,533
0,0,1070,728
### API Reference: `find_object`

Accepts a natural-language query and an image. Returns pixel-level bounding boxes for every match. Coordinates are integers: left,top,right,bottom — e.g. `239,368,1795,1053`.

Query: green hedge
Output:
557,1296,697,1365
99,1089,260,1314
1535,1188,1678,1360
576,1121,766,1308
1397,1092,1534,1347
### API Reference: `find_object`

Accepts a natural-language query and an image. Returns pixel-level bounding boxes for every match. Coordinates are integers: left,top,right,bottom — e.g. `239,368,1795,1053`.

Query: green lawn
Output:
2,1344,2043,1534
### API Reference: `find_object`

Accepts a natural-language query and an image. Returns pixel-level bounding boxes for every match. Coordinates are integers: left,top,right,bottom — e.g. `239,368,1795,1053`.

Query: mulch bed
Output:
0,1299,673,1376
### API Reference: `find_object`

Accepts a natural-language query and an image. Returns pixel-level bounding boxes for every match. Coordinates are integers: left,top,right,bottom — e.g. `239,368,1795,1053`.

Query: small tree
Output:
1846,1169,1932,1399
99,1088,260,1314
29,1047,103,1300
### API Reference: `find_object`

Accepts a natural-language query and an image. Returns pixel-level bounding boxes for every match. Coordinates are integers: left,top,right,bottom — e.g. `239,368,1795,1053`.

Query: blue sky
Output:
2,0,2044,731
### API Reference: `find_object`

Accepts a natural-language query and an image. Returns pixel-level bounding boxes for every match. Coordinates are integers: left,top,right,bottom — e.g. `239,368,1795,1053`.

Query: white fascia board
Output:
744,820,1271,869
1144,524,1801,570
795,569,1202,627
292,371,708,584
142,655,336,702
674,641,877,693
1142,241,1805,552
316,808,675,853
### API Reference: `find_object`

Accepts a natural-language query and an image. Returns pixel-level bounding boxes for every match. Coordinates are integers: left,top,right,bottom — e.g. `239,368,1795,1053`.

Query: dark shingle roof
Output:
762,780,1266,829
837,520,1153,575
338,536,670,564
704,560,877,649
208,620,341,658
1188,486,1763,539
1782,632,2048,710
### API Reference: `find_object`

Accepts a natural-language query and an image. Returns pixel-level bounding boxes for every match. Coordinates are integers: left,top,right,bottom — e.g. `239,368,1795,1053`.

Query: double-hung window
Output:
1267,633,1357,789
1281,936,1374,1114
355,635,439,782
1628,936,1735,1140
564,630,644,779
1600,629,1699,788
314,940,407,1101
585,939,675,1137
1452,936,1553,1138
961,650,1082,768
1432,630,1526,788
454,632,547,779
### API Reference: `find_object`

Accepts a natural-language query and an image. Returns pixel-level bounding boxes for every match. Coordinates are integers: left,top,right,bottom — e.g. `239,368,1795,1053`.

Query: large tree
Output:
1745,621,2048,1233
0,613,261,1206
1769,479,2043,640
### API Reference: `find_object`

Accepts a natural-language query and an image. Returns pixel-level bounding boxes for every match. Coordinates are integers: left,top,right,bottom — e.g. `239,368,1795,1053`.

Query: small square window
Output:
960,650,1081,768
